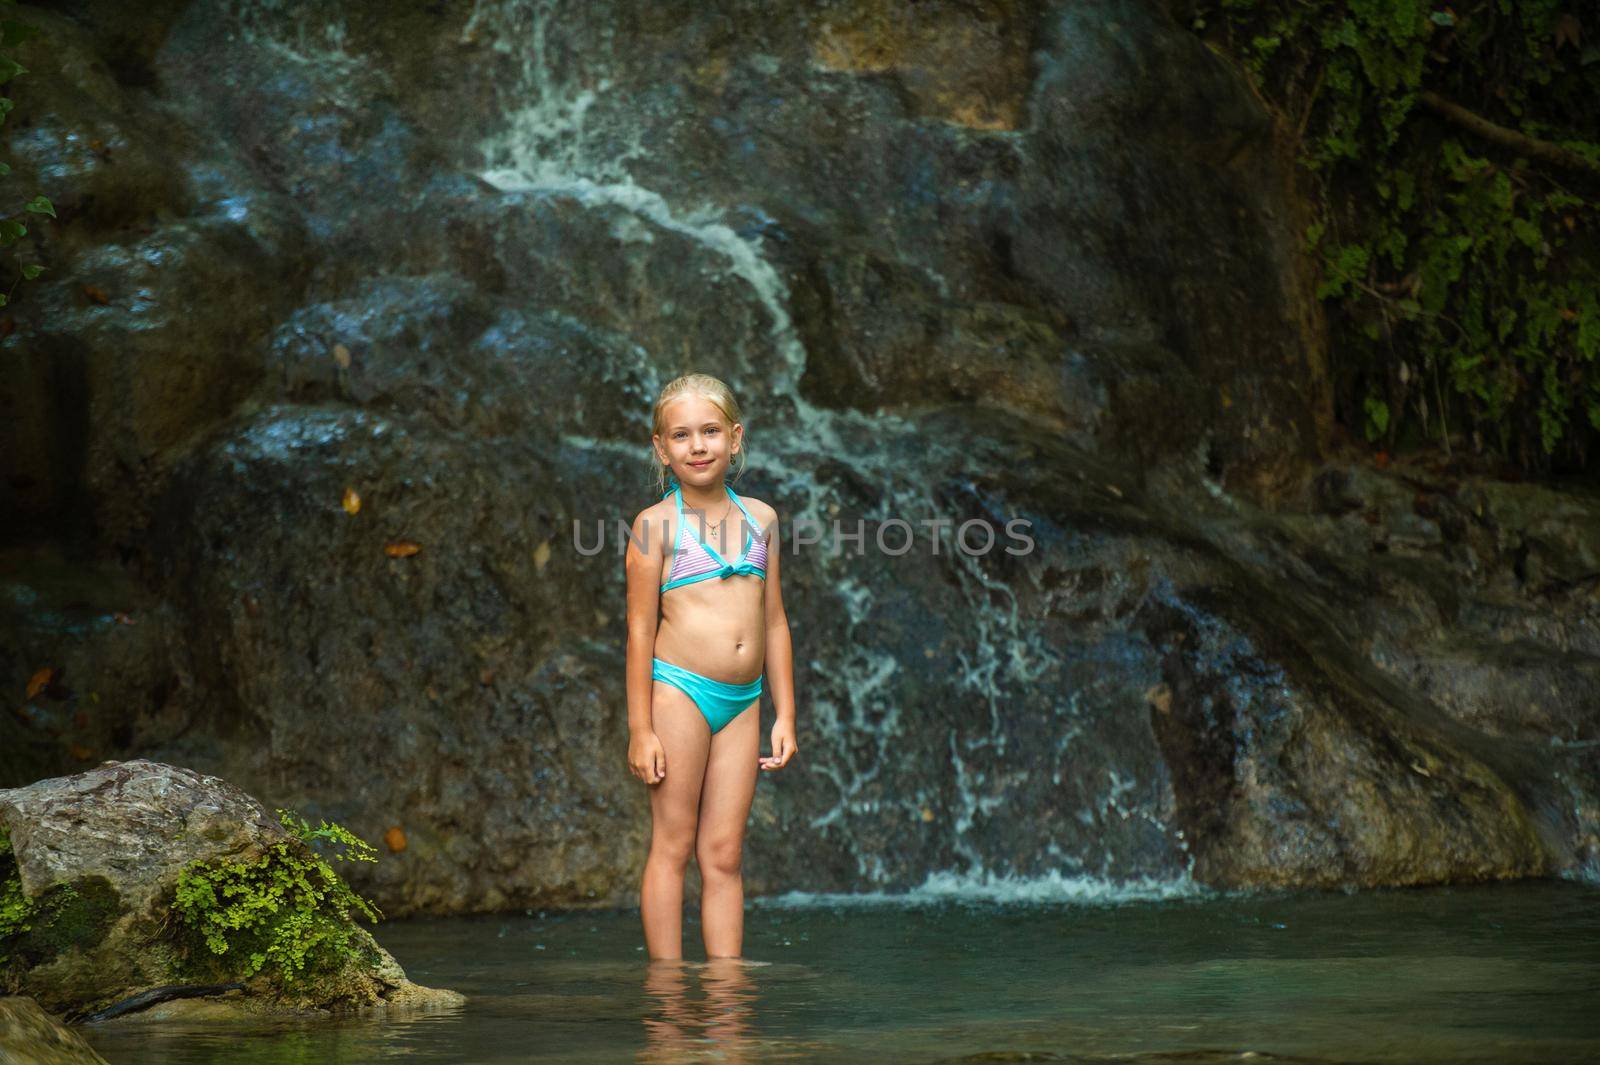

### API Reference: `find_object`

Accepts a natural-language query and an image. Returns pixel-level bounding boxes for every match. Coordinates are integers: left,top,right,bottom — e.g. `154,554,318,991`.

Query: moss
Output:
25,877,122,956
1,855,124,982
0,825,31,970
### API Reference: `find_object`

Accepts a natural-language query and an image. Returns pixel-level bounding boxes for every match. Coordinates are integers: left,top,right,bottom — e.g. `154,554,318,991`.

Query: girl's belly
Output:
655,579,766,684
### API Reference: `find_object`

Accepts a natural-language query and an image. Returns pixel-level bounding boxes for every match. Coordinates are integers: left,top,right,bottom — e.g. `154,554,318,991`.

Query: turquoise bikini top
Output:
659,483,769,593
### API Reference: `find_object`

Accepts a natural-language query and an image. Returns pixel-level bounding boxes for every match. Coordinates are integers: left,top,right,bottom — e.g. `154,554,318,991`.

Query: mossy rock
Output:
0,761,463,1018
1,875,124,976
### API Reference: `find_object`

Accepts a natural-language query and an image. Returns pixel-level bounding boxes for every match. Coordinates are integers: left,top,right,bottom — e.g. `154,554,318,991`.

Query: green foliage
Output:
171,810,383,986
0,825,38,948
1,825,88,972
0,0,51,304
1194,0,1600,469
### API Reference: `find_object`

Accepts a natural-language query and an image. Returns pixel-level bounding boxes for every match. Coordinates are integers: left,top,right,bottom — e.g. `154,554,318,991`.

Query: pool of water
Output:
81,879,1600,1064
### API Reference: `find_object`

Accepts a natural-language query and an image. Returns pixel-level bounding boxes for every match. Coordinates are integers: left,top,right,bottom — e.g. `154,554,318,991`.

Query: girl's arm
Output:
625,508,667,782
760,513,798,771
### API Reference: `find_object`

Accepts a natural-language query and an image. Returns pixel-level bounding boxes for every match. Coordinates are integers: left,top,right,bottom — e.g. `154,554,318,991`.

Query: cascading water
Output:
451,0,1203,895
199,0,1200,902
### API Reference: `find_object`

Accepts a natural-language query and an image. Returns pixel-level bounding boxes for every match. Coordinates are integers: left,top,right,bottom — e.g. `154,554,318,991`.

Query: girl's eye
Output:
705,427,719,435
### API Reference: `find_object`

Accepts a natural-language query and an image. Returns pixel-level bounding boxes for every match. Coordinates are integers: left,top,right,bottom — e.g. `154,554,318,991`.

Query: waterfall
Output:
215,0,1197,900
459,0,1196,900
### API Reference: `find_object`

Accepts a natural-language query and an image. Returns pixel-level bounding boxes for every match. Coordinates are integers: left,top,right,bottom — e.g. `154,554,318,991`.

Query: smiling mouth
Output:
688,460,712,468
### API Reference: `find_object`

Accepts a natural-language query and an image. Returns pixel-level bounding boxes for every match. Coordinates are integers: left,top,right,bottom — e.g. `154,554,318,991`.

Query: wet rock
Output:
0,8,309,547
138,404,639,915
807,0,1039,130
0,996,108,1065
0,544,191,789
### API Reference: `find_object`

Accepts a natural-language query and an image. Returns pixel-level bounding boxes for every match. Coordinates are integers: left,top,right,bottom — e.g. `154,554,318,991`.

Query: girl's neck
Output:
678,480,728,511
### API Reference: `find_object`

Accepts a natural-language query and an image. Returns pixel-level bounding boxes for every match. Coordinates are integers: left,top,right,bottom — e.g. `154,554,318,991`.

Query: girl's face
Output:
654,394,742,487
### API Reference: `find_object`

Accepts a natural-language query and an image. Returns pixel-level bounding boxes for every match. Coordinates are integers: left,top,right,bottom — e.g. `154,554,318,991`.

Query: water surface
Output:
83,880,1600,1063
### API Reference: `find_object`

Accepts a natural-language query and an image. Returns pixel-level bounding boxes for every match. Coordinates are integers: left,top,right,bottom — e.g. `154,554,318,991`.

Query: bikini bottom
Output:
651,657,763,734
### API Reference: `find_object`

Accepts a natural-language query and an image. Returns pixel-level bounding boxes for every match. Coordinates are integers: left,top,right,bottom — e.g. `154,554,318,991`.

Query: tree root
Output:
1418,90,1600,177
73,983,246,1024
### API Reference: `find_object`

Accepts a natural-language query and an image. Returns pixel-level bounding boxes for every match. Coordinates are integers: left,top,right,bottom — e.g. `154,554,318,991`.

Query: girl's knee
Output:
696,836,743,879
649,832,696,870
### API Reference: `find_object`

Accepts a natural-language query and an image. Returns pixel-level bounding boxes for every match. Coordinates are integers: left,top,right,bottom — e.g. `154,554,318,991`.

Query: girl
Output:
625,373,799,960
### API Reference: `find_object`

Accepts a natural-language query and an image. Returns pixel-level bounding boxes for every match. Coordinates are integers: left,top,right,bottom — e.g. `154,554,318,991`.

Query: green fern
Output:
171,809,383,985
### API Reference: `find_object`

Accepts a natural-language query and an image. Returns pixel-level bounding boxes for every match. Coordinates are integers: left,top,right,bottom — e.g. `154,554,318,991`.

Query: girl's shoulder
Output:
632,496,674,525
630,497,678,546
734,492,779,533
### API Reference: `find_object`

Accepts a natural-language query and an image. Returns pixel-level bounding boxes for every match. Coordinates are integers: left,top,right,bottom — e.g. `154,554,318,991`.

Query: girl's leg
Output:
695,699,760,958
642,682,711,960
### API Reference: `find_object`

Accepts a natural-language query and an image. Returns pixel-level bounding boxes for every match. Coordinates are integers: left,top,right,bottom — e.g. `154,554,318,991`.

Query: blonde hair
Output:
649,373,747,496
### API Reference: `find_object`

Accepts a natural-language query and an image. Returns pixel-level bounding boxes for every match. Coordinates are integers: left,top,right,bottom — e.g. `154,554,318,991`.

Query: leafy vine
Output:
1191,0,1599,470
0,0,53,306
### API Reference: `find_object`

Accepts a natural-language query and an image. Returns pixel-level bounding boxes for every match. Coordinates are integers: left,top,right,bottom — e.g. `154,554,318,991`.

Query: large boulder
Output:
0,760,462,1019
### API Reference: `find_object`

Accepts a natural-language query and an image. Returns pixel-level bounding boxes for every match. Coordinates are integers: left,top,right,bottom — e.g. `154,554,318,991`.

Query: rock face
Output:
0,760,463,1017
0,996,109,1065
0,0,1593,917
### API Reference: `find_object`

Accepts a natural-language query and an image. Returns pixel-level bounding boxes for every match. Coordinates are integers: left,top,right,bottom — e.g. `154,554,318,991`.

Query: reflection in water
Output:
640,958,759,1063
701,958,759,1052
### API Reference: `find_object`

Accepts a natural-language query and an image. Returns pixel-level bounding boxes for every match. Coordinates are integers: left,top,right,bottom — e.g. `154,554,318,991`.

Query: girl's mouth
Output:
688,460,712,468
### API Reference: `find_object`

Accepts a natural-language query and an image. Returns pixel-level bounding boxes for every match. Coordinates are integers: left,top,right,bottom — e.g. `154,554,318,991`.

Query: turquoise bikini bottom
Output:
651,657,763,734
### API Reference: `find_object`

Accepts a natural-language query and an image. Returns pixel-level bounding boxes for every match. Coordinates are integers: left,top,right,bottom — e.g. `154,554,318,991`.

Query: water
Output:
82,880,1600,1063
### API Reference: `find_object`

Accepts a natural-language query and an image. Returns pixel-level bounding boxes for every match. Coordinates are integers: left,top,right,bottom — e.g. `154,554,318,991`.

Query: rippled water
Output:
82,880,1600,1064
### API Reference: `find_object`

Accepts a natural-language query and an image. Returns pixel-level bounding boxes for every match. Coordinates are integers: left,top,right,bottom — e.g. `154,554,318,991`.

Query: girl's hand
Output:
760,720,798,772
629,730,666,784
